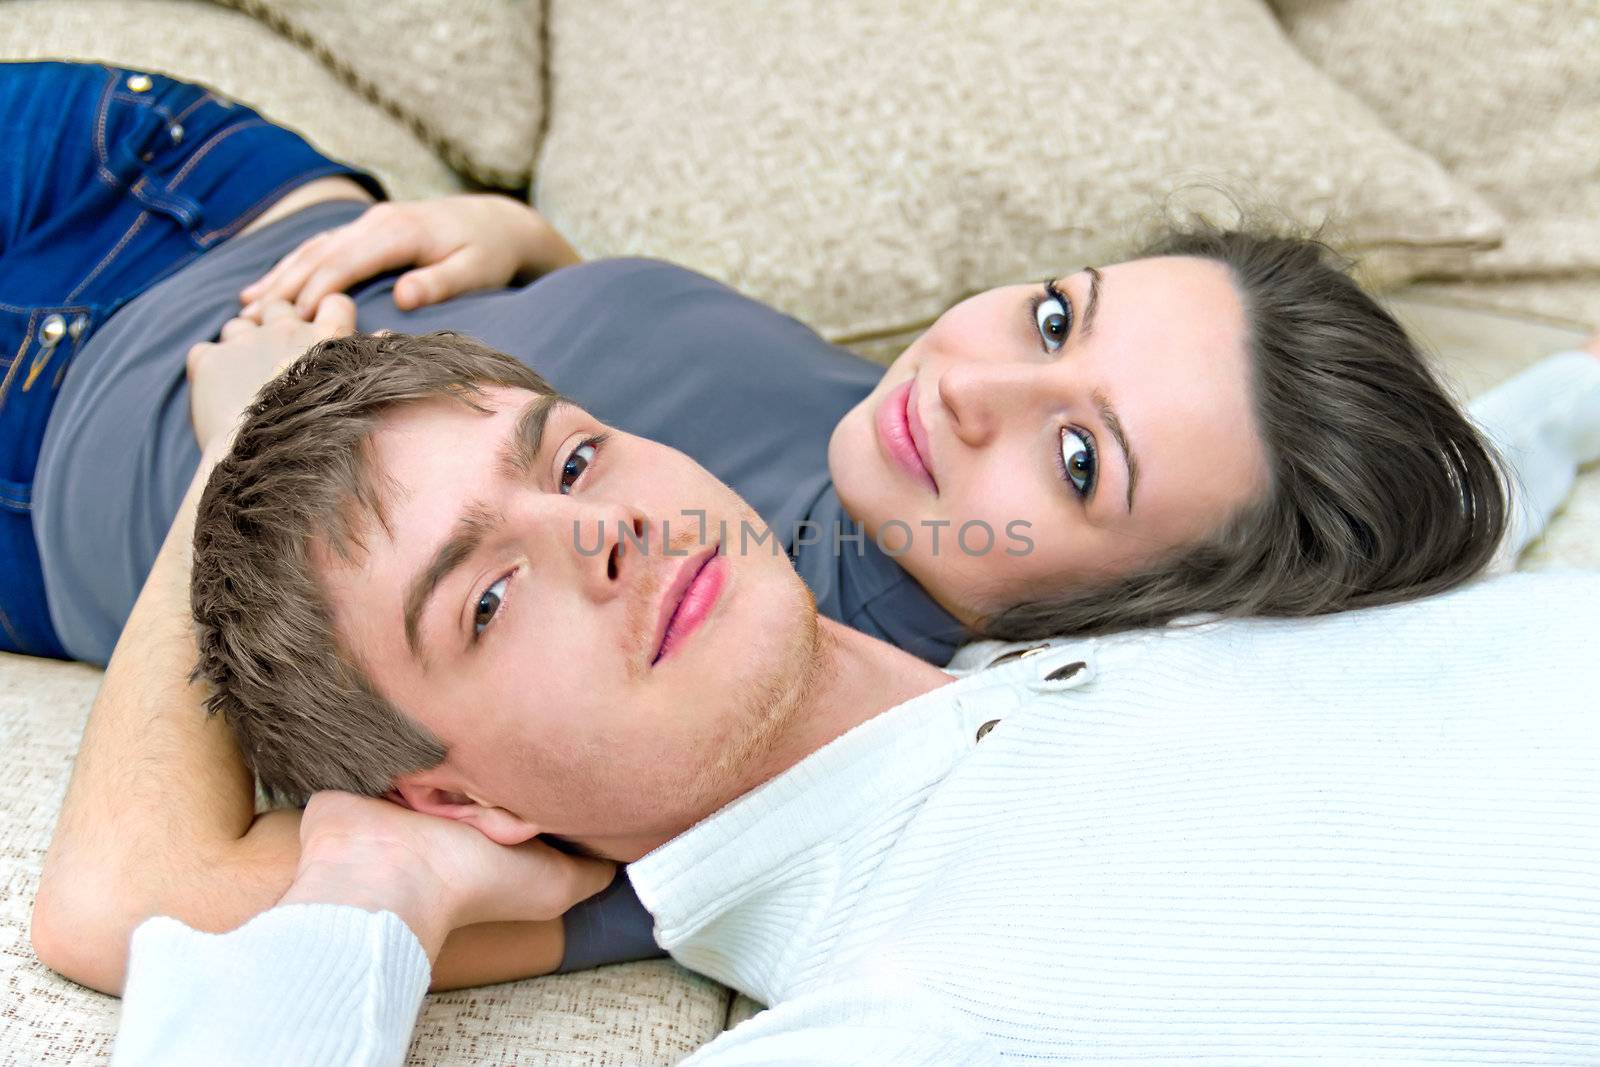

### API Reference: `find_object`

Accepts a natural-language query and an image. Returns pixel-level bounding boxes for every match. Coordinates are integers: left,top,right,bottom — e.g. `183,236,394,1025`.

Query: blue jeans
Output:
0,62,381,657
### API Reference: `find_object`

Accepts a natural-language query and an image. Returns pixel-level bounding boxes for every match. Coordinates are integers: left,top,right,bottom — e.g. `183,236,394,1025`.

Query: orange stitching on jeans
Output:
0,601,27,650
65,212,148,303
167,118,268,189
171,92,211,126
0,309,38,413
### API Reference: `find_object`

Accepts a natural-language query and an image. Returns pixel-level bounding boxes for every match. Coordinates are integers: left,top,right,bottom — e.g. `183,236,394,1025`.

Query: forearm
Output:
33,444,287,991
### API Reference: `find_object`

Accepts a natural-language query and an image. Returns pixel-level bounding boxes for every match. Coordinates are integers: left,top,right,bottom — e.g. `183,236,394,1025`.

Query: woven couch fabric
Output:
534,0,1504,347
1271,0,1600,282
210,0,543,189
0,0,464,201
0,656,119,1067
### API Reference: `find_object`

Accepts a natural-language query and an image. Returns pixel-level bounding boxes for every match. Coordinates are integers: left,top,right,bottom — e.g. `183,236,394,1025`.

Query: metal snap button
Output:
39,314,67,345
1045,660,1087,682
169,123,184,145
68,315,88,340
975,719,1001,742
126,74,153,93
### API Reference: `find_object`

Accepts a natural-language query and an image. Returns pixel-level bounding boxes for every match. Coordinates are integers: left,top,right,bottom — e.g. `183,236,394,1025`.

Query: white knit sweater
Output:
112,355,1600,1066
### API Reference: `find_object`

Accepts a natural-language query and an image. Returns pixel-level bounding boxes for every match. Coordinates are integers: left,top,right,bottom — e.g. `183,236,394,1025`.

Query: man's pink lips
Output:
875,379,938,494
651,544,725,666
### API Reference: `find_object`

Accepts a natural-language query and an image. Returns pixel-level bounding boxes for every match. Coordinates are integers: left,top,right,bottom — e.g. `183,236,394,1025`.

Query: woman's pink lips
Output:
875,379,938,494
652,545,725,666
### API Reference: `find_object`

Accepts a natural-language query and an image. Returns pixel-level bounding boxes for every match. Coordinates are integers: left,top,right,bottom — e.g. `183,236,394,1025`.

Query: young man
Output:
39,326,1600,1063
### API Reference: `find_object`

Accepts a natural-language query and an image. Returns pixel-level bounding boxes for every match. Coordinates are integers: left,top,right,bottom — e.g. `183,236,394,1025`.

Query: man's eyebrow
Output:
1079,266,1102,339
402,392,566,659
403,502,500,659
1093,390,1139,514
500,392,567,482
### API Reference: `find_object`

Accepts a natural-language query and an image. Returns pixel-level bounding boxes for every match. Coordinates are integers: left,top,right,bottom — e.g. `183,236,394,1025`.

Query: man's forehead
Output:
370,385,549,502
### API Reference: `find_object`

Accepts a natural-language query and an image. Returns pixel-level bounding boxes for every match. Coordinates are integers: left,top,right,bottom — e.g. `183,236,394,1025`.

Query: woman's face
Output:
828,255,1271,626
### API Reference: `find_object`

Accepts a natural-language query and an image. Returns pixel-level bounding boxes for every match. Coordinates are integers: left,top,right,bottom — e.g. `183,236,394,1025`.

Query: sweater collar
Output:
628,641,1095,1002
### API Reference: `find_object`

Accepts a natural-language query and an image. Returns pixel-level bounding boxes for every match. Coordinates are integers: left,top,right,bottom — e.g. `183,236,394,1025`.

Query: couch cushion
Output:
211,0,542,188
0,0,464,200
535,0,1502,348
0,652,728,1065
1271,0,1600,282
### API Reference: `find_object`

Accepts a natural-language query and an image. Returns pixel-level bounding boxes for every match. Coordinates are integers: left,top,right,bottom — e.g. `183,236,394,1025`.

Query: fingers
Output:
258,299,301,324
240,229,333,308
219,316,254,341
240,203,429,318
393,248,489,310
312,293,358,337
289,220,425,318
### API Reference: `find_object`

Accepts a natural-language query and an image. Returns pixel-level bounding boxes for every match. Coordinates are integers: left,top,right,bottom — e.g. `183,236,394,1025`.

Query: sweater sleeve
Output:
1466,350,1600,569
112,905,429,1067
680,976,1003,1067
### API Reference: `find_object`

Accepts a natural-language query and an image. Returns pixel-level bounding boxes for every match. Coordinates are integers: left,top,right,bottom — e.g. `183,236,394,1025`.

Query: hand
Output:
280,792,615,962
1585,329,1599,360
186,295,356,452
238,195,581,316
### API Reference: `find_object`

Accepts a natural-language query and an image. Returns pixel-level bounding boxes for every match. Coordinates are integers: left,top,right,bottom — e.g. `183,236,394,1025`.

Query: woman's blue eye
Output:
1034,285,1072,352
474,575,509,636
1060,428,1096,496
560,439,600,494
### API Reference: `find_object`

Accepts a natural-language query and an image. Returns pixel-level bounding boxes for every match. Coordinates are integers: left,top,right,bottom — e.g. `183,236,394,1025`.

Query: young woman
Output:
8,63,1597,671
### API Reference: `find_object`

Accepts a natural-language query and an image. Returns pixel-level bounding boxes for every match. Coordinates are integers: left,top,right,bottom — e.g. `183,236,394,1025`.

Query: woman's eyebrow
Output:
1079,266,1103,338
1093,389,1139,513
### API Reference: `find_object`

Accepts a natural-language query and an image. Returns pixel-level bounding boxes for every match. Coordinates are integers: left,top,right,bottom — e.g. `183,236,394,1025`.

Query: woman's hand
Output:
281,792,615,963
239,195,581,317
186,295,356,452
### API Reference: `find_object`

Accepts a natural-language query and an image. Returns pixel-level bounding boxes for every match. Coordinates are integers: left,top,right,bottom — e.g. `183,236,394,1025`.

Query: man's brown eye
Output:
474,575,508,636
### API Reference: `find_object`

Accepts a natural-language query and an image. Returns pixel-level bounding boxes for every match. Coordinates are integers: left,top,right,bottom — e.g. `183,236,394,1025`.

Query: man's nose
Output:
936,361,1043,448
542,497,649,603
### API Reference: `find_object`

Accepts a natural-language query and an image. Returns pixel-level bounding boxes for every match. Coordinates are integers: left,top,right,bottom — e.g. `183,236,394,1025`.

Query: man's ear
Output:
391,780,542,846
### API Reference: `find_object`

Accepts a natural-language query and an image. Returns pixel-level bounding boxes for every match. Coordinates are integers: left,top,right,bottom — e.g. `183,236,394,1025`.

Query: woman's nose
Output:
936,361,1041,448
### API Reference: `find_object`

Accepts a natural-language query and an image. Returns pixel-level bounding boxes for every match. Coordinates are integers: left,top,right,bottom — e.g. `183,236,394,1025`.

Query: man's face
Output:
319,387,819,847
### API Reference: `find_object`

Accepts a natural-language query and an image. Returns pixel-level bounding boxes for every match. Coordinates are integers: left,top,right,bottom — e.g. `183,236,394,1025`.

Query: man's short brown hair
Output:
191,331,557,802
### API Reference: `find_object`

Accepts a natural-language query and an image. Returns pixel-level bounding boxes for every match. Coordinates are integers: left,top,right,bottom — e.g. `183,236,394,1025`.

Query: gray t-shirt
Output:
34,199,964,667
31,199,966,973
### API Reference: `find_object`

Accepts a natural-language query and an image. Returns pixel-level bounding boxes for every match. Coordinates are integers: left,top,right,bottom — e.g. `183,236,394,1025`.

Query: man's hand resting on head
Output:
282,793,615,963
186,294,356,452
238,195,581,319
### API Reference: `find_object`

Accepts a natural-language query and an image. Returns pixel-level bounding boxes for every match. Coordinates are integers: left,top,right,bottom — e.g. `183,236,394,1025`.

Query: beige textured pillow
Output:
212,0,543,188
0,0,464,200
1272,0,1600,281
535,0,1502,345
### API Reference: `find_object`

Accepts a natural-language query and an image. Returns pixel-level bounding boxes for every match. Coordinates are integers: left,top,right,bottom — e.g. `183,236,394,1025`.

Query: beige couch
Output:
2,2,1596,1063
